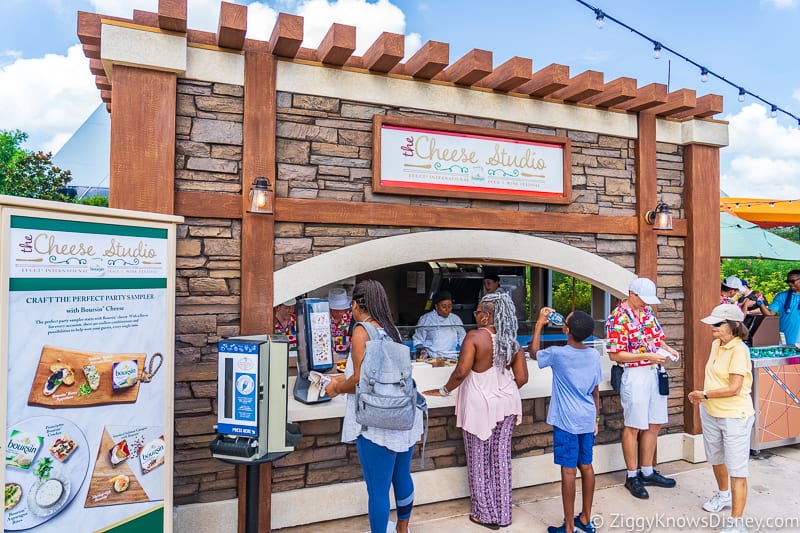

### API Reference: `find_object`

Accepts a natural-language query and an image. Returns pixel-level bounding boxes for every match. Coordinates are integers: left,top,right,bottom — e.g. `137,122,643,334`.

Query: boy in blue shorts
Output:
530,308,602,533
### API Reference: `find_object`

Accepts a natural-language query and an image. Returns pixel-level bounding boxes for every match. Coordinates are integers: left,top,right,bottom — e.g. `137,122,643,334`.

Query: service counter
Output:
288,353,615,422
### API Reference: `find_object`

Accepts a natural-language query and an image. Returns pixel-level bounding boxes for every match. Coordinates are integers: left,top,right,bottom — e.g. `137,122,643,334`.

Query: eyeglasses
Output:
710,321,726,327
787,278,800,284
473,309,487,317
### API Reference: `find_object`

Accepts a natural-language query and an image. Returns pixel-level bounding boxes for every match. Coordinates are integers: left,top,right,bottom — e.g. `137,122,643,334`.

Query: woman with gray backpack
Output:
325,280,424,533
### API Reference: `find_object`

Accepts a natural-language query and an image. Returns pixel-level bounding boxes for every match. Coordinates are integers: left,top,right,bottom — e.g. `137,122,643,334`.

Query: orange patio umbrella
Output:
720,198,800,228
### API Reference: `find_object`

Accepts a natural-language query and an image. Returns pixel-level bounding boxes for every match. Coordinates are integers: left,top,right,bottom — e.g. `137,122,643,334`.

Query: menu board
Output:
1,202,177,533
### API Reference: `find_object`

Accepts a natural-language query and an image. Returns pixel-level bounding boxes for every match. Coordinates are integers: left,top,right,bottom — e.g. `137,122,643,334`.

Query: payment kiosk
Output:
293,298,336,404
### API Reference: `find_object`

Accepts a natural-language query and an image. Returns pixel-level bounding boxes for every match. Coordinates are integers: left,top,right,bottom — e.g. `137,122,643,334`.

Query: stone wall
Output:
171,84,686,504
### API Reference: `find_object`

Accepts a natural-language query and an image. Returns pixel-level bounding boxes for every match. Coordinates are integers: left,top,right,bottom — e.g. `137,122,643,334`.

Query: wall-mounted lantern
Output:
644,203,673,231
247,176,274,214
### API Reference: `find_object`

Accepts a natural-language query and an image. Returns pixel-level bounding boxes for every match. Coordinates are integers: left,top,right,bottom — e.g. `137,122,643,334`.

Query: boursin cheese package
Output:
140,435,166,474
112,360,139,390
6,429,43,470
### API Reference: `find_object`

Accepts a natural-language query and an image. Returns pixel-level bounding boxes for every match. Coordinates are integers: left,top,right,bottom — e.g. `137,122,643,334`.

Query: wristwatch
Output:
703,391,708,400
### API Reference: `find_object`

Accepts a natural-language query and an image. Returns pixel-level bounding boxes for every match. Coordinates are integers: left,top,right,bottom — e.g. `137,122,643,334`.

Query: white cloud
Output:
721,103,800,199
762,0,798,7
0,44,98,153
244,2,280,41
296,0,413,55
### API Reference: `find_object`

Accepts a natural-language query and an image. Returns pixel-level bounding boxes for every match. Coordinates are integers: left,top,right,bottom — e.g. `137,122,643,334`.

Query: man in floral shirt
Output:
606,277,680,500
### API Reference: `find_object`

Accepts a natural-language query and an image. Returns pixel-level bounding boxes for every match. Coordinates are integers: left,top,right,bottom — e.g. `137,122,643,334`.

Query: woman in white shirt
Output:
413,291,466,358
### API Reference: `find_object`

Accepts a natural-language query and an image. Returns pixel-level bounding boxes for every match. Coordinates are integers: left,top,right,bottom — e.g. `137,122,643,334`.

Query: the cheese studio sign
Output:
374,116,572,203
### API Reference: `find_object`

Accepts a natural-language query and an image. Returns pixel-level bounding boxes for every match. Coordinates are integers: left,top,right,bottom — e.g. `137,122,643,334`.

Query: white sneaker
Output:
387,520,397,533
719,517,748,533
702,490,732,512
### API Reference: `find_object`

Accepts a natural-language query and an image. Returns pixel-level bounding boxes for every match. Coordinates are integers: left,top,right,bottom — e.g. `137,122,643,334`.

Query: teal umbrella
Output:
721,212,800,260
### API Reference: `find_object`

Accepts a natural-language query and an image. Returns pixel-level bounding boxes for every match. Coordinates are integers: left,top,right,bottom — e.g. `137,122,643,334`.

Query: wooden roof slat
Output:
474,56,532,92
268,12,303,58
101,90,112,102
516,63,570,97
613,82,668,112
244,39,270,53
316,23,356,65
671,93,724,119
89,58,106,77
132,10,159,27
549,70,604,102
158,0,187,33
394,40,449,79
646,88,697,117
78,11,126,47
83,44,101,60
361,31,405,73
436,48,492,86
217,1,247,50
96,76,111,91
582,76,637,108
187,29,217,46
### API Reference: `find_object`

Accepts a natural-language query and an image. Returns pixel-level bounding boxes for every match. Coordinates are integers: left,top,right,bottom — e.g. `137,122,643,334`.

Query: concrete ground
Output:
275,445,800,532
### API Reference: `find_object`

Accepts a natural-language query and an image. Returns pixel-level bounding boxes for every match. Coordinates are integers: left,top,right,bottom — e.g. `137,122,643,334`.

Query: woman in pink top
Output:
425,291,528,529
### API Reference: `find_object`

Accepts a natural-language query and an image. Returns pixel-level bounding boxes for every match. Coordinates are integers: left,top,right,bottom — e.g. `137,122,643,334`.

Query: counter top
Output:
287,355,616,422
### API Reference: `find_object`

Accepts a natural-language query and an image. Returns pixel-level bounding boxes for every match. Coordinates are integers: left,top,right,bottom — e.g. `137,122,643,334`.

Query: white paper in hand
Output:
656,347,678,361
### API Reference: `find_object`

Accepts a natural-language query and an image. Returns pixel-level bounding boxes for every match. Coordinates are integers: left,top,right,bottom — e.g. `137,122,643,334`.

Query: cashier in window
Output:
413,291,467,358
328,287,353,356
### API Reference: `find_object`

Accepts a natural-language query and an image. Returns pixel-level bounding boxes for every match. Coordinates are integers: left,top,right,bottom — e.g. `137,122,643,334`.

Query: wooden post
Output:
683,145,721,434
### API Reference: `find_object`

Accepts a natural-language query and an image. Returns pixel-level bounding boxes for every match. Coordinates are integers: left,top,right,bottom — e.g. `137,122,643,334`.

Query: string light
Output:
722,199,800,208
574,0,800,125
595,8,605,28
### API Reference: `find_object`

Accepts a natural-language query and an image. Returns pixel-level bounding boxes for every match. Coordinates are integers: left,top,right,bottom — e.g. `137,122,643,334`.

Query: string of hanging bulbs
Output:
574,0,800,127
722,199,800,209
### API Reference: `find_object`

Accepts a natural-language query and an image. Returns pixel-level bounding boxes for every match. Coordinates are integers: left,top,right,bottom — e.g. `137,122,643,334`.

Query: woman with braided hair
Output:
326,280,422,533
424,291,528,529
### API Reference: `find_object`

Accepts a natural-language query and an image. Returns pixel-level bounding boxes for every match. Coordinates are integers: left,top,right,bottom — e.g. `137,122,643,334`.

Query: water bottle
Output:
547,311,565,326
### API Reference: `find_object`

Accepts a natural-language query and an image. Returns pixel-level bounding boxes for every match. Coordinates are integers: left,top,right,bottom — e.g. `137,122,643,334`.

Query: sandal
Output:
469,515,500,530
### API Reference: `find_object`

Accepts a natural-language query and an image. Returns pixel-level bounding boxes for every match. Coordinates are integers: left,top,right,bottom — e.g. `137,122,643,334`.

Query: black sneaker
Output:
639,470,677,488
624,475,649,499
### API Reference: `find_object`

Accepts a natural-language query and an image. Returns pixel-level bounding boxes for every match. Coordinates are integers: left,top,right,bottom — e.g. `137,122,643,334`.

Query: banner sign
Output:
2,205,177,533
374,116,571,204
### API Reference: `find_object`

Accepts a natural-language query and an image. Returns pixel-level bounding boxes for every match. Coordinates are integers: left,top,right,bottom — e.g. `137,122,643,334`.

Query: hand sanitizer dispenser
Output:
211,335,300,462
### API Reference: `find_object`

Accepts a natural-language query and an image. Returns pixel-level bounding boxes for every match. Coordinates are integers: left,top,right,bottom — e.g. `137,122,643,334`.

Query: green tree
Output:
0,129,72,201
551,272,592,315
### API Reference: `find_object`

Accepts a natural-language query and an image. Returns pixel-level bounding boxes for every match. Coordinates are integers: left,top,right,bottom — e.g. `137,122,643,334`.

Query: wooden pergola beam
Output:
648,88,697,117
268,12,303,58
671,93,724,120
217,1,247,50
395,40,449,79
436,48,492,86
362,32,405,73
83,43,100,60
89,58,106,77
187,29,217,46
549,70,604,102
474,56,532,92
614,82,668,112
516,63,570,97
158,0,187,33
316,23,356,65
583,76,637,108
133,9,159,27
96,76,111,91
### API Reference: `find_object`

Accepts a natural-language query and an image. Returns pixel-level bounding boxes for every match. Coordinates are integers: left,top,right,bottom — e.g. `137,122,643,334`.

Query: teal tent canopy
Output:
721,212,800,260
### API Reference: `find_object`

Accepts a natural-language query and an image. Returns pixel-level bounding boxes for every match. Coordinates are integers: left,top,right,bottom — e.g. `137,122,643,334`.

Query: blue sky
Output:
2,0,799,199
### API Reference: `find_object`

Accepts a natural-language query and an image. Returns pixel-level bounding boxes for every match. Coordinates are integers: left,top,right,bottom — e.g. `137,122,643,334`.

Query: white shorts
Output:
700,403,754,478
620,365,668,430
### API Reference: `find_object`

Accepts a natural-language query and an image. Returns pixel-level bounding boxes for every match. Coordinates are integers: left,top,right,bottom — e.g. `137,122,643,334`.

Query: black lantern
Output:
644,203,673,231
247,176,273,214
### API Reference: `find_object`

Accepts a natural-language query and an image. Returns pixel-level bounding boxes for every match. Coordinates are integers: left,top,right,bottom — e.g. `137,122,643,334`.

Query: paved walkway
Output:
276,445,800,532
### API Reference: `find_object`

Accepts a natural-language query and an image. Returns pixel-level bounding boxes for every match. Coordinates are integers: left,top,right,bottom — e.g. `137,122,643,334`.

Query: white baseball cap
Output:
701,303,745,324
722,276,743,292
628,277,661,305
